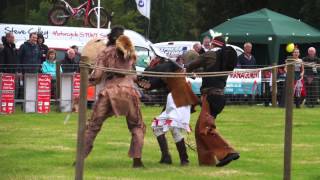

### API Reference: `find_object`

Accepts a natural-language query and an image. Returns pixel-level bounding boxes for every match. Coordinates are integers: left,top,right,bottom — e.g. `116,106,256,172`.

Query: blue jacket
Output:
41,60,62,79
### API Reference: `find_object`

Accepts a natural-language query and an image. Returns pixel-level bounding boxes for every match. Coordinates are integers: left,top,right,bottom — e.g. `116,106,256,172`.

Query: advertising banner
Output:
0,74,15,114
224,69,262,95
37,74,51,113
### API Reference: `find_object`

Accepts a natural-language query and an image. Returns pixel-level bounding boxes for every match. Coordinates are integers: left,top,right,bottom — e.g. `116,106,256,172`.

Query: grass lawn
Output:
0,105,319,180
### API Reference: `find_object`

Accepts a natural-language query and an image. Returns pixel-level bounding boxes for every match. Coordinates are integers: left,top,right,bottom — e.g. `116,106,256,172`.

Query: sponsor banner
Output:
72,73,96,101
156,46,189,58
1,74,15,90
187,69,262,95
1,24,107,42
37,74,51,113
0,74,15,114
225,69,262,95
73,73,81,98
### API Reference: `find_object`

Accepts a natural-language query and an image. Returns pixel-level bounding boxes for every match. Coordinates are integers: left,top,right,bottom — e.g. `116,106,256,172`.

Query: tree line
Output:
1,0,320,42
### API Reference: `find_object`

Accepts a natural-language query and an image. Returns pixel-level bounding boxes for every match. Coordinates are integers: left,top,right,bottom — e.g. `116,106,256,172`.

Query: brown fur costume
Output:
83,35,145,161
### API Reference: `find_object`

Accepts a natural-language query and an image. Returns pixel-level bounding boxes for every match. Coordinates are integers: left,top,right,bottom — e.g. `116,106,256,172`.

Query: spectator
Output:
285,48,305,108
202,36,211,52
0,42,5,72
303,47,320,107
71,45,81,63
181,43,200,66
237,42,256,69
37,33,49,63
60,48,79,73
192,43,202,54
42,49,62,98
1,33,19,73
18,32,41,73
41,49,62,79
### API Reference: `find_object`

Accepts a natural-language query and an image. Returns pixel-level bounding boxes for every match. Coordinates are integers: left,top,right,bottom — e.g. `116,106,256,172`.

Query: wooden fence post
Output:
75,56,89,180
283,57,295,180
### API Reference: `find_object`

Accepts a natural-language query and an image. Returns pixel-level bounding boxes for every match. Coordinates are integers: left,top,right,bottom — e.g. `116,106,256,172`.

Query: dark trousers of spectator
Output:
51,79,57,99
278,81,286,108
263,82,271,106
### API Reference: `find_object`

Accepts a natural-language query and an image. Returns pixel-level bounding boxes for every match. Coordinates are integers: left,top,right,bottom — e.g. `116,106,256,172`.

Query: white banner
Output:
135,0,151,19
0,23,152,49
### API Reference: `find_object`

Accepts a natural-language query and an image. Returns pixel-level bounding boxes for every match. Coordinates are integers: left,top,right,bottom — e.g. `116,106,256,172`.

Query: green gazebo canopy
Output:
202,8,320,64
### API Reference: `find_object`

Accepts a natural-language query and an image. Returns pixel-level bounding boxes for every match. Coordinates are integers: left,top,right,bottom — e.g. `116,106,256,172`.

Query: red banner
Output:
72,73,96,101
0,74,15,114
73,73,81,98
37,74,51,113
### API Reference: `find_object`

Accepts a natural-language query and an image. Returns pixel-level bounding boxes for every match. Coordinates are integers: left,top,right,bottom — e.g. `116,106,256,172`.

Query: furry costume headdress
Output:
116,35,137,61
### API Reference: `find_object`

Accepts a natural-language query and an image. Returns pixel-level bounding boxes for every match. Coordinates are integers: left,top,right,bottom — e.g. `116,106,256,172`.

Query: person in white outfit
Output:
149,55,198,166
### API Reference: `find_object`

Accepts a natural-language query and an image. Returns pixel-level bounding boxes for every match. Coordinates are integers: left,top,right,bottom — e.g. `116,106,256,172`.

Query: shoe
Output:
160,154,172,164
216,153,240,167
133,158,144,168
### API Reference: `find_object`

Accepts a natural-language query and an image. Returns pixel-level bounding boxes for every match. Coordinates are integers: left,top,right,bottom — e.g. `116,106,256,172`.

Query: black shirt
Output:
186,50,227,90
237,53,256,69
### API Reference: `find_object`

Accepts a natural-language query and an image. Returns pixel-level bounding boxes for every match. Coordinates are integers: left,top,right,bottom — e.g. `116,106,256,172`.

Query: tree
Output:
1,0,320,42
300,0,320,29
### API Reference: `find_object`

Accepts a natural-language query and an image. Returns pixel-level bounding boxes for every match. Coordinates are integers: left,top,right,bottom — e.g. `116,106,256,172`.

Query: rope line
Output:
78,61,319,78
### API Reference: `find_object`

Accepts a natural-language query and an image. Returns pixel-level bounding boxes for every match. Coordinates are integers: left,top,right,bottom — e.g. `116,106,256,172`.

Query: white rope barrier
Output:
79,61,308,78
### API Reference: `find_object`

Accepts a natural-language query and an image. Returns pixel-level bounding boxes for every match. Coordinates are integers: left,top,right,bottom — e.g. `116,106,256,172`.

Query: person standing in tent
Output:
303,47,320,107
285,48,305,108
237,42,256,69
202,36,212,52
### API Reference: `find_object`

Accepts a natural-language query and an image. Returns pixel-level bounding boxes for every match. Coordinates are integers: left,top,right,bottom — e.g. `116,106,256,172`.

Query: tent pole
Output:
272,62,277,107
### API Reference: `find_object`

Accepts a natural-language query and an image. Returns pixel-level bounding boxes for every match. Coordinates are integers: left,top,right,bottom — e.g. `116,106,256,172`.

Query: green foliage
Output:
1,0,320,43
150,0,198,42
300,0,320,29
27,1,51,25
1,4,26,23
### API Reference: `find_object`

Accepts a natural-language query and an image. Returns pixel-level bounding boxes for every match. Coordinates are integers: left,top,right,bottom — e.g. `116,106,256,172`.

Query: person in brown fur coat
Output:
83,26,146,168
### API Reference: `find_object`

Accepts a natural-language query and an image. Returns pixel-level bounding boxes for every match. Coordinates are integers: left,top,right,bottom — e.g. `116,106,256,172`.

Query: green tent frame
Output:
201,8,320,65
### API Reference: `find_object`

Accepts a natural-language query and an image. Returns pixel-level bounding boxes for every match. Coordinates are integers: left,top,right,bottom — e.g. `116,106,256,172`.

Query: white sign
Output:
0,23,152,49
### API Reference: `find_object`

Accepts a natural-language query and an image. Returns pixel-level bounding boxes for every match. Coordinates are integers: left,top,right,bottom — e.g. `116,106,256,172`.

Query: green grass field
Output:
0,106,319,180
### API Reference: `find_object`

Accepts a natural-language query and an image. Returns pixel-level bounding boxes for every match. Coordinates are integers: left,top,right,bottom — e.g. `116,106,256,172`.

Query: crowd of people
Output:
191,36,319,108
0,32,80,75
0,32,80,98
